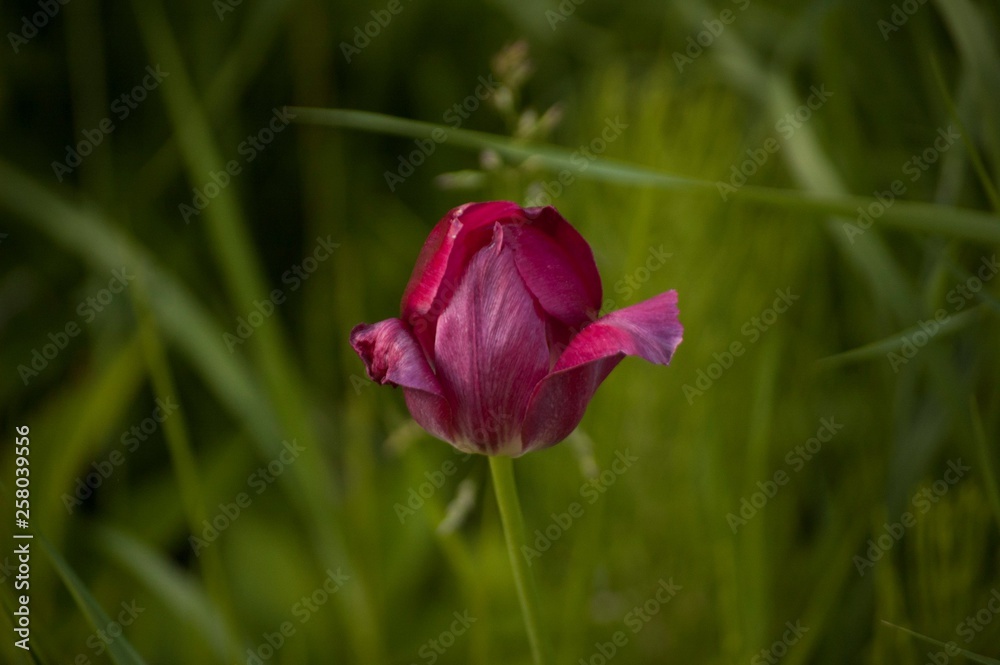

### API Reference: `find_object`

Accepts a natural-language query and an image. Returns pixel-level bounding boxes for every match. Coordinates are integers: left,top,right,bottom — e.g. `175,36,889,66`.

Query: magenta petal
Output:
400,201,523,354
508,206,603,327
350,318,455,443
520,291,683,452
433,225,551,454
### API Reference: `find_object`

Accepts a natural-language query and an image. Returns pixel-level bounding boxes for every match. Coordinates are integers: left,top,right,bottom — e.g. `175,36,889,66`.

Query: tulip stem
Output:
489,455,549,665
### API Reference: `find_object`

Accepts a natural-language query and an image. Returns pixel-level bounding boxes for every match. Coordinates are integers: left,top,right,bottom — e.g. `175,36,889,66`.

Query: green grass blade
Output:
0,160,283,446
37,334,145,531
38,535,148,665
129,2,383,658
881,621,1000,665
131,0,295,202
127,0,329,500
290,107,1000,244
970,399,1000,531
737,339,780,650
129,288,242,661
816,306,987,369
934,0,1000,167
97,526,241,661
930,59,1000,213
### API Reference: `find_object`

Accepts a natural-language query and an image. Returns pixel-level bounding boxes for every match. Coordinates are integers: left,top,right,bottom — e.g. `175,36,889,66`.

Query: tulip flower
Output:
351,201,682,456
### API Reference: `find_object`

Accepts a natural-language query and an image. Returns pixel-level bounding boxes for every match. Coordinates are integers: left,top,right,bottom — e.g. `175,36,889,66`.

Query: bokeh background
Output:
2,0,999,663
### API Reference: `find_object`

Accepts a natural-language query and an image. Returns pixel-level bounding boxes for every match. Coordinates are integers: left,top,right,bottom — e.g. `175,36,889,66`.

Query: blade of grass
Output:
881,621,1000,665
37,333,145,532
64,0,112,203
128,2,382,659
97,525,241,661
399,441,489,665
780,508,874,665
933,0,1000,169
930,59,1000,213
0,160,283,450
131,0,295,203
738,338,780,653
760,73,916,323
38,534,148,665
287,0,349,389
970,399,1000,531
290,107,1000,245
816,305,987,369
128,0,332,506
672,1,919,325
129,278,241,662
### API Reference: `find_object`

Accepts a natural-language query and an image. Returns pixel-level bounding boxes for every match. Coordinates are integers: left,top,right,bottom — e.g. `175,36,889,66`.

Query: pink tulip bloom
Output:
351,201,683,456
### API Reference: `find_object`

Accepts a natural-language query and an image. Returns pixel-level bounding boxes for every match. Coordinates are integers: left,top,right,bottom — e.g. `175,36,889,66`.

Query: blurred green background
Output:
2,0,999,663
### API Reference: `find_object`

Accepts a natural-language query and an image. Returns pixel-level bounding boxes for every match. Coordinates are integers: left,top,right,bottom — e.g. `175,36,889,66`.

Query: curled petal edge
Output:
519,291,683,454
350,318,456,443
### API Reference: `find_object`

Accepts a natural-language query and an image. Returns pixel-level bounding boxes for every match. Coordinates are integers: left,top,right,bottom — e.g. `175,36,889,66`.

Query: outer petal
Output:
350,318,455,443
507,206,603,327
433,224,551,455
400,201,523,354
519,291,683,453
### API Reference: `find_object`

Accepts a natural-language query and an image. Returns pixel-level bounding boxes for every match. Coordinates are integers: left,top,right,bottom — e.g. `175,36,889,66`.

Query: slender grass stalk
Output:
289,107,1000,244
880,621,1000,665
970,399,1000,531
130,284,242,664
129,1,384,659
38,534,148,665
489,456,549,665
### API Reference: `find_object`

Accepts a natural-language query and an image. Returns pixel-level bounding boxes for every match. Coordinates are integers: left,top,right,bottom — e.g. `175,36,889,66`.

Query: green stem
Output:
489,456,549,665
